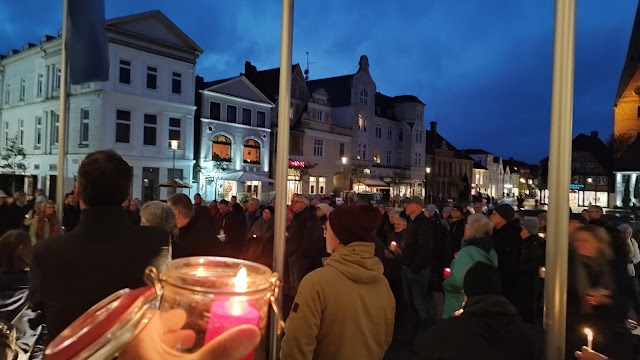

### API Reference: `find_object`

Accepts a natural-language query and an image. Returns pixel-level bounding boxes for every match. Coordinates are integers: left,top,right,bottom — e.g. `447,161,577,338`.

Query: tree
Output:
634,175,640,206
388,170,409,203
288,161,316,193
607,133,634,158
458,174,471,203
199,156,230,201
0,135,27,193
623,176,632,208
350,165,371,192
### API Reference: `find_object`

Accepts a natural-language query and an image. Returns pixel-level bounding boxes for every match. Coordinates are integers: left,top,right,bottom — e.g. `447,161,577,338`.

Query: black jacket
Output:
401,212,434,273
62,204,80,232
172,216,218,259
286,206,325,263
515,234,545,324
492,220,523,302
448,218,466,255
28,206,169,341
3,203,29,232
417,295,536,360
213,210,246,258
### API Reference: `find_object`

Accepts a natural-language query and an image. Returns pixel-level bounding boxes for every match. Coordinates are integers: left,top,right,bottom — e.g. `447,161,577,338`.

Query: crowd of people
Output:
1,148,639,360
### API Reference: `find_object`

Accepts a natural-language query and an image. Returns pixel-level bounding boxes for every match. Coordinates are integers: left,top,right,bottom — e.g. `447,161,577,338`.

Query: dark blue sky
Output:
1,0,637,163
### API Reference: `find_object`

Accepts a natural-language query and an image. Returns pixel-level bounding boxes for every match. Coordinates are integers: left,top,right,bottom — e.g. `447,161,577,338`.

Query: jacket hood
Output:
462,295,520,343
462,236,494,254
323,242,384,284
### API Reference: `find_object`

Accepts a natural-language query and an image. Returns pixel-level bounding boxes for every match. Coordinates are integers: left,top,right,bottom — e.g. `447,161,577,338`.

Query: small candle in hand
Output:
583,328,593,350
205,266,260,360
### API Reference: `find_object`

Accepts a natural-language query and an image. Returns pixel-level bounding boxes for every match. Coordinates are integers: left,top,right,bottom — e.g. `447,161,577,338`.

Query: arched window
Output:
243,139,261,164
374,148,382,163
212,135,232,161
359,89,368,105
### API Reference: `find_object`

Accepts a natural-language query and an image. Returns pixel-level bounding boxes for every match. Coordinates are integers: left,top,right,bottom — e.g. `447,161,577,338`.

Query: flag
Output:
66,0,109,85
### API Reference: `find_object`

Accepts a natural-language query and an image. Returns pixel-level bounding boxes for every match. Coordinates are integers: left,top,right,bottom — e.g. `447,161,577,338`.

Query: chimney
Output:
430,121,437,133
590,131,598,139
244,61,257,78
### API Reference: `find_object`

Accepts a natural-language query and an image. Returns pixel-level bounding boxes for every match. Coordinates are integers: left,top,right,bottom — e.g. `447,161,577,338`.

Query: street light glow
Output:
341,156,347,165
170,140,180,150
587,177,593,184
426,167,431,174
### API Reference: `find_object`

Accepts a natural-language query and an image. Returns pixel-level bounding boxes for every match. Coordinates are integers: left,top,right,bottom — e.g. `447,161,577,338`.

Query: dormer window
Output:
359,89,368,105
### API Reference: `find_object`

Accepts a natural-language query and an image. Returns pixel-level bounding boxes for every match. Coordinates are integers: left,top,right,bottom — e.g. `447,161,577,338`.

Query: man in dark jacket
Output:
168,193,219,259
213,199,246,258
516,218,546,325
418,262,536,360
286,194,325,295
29,150,168,341
490,204,523,304
62,192,80,232
4,191,29,232
448,205,466,255
400,196,434,340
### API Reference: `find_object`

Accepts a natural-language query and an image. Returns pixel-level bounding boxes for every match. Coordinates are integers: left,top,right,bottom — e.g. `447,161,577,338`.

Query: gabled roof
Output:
615,135,640,171
425,129,472,163
306,74,354,107
202,75,274,105
106,10,203,55
375,92,397,121
616,3,640,106
573,133,613,170
473,161,489,170
462,148,491,155
393,95,425,105
243,62,303,103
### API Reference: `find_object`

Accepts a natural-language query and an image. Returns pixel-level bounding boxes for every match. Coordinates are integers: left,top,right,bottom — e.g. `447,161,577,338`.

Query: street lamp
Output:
170,140,180,194
340,156,348,197
425,166,431,203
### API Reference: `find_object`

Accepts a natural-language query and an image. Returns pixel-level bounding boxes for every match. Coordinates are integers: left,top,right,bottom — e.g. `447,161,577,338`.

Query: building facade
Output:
196,75,274,201
0,10,202,200
614,3,640,142
463,149,504,198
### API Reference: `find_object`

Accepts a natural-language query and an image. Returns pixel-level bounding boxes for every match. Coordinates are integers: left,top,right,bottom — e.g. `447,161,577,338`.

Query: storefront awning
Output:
356,179,389,187
220,171,274,184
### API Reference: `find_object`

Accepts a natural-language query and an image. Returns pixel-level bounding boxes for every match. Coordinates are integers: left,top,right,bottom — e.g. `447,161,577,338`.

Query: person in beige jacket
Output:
280,204,395,360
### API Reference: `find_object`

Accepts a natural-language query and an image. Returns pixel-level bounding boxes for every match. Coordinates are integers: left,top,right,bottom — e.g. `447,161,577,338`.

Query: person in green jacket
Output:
443,214,498,318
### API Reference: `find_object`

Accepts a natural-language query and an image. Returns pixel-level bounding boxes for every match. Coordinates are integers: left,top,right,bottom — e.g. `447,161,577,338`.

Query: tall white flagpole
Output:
544,0,575,358
270,0,294,358
56,0,69,222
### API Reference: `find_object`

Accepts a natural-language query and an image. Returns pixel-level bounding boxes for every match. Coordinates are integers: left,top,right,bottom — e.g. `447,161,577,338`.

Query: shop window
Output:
243,139,261,163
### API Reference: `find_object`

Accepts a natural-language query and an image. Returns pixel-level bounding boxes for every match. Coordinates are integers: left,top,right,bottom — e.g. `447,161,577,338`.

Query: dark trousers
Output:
288,256,313,297
401,267,431,338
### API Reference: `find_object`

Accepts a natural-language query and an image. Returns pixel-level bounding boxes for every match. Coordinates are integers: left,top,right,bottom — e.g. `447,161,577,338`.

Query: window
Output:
387,127,392,141
597,176,608,186
3,122,8,148
210,102,221,120
415,130,422,144
169,117,181,147
313,139,324,157
257,111,266,128
358,114,367,132
115,110,131,143
359,89,368,105
119,60,131,84
80,108,90,144
309,176,317,194
398,129,404,142
339,143,345,156
319,177,326,194
317,111,323,122
146,66,157,89
374,149,382,163
243,139,261,163
398,151,403,164
18,119,24,145
171,72,182,94
242,108,251,126
37,74,43,97
4,84,9,104
417,109,423,122
51,111,59,145
227,105,237,123
386,150,392,165
357,143,367,160
143,114,157,146
35,116,43,147
415,152,422,166
55,68,61,91
375,125,382,139
212,135,232,161
19,79,25,101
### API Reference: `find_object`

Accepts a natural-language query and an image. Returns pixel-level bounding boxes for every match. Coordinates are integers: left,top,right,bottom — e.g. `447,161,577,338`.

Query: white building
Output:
0,11,202,201
197,76,274,201
463,149,504,198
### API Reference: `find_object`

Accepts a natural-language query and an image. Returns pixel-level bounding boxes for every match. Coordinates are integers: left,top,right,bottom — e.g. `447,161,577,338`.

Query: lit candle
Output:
584,328,593,350
205,266,260,360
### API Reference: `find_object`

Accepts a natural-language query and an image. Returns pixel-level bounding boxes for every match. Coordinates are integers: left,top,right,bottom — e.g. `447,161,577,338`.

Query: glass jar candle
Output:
150,257,283,355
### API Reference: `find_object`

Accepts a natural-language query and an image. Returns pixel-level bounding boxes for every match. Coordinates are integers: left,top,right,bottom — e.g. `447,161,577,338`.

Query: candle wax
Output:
205,300,260,360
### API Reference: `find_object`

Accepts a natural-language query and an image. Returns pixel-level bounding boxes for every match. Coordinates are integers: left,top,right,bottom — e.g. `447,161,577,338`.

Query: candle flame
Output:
196,267,205,276
584,328,593,338
235,266,248,293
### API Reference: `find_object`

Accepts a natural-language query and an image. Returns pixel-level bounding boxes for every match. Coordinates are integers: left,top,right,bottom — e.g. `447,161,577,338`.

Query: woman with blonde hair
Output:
29,200,60,242
140,201,177,271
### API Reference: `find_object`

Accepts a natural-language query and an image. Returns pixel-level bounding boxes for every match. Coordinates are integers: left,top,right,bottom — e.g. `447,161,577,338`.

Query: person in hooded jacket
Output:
247,206,275,268
490,204,523,304
280,204,395,360
418,262,536,360
442,214,498,318
515,218,546,325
